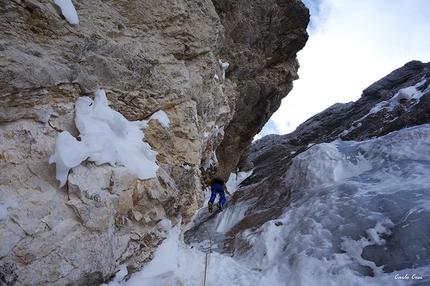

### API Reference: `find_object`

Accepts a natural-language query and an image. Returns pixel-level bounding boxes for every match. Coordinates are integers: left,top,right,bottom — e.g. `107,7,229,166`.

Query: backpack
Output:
211,177,224,186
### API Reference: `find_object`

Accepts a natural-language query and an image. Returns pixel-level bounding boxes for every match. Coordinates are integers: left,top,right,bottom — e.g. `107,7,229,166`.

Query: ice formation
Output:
49,89,166,187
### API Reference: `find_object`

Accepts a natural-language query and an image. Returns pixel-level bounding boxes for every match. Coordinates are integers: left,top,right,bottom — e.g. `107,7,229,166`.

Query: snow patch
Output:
218,59,229,80
49,89,162,187
214,125,224,136
100,265,127,286
213,205,247,233
0,199,19,220
178,163,191,170
226,171,252,195
54,0,79,24
341,78,430,137
109,218,262,286
149,110,170,128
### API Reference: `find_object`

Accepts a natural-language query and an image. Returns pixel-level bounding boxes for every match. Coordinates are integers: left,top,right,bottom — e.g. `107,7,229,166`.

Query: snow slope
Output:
105,124,430,286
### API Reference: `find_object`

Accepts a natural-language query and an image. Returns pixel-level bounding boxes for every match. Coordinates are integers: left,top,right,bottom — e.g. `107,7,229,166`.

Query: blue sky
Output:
256,0,430,139
302,0,323,31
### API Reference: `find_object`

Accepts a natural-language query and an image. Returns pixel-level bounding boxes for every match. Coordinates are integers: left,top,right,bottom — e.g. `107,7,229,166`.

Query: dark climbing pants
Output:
209,190,226,205
209,183,226,205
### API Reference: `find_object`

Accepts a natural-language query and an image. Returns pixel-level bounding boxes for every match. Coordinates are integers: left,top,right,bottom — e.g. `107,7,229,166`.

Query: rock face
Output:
212,0,309,179
0,0,309,285
223,60,430,256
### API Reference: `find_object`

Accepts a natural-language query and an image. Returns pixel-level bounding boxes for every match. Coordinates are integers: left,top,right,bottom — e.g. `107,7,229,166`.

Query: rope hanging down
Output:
197,207,213,286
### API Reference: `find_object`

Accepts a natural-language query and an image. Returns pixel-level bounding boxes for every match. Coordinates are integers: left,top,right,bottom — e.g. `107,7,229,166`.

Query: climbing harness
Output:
197,207,213,286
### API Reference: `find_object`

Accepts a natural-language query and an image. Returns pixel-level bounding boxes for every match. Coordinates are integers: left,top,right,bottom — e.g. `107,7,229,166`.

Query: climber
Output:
205,177,226,213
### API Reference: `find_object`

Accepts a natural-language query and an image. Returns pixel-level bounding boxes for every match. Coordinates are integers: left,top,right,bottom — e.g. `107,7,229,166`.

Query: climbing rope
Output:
197,207,213,286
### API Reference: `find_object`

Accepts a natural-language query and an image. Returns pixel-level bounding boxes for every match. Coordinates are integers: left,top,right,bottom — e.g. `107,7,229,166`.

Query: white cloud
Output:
253,119,282,140
262,0,430,136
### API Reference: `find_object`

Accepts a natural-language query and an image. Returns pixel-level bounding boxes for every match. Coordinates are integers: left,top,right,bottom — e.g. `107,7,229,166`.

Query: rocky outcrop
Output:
0,0,308,285
223,60,430,256
212,0,309,179
290,60,430,144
